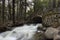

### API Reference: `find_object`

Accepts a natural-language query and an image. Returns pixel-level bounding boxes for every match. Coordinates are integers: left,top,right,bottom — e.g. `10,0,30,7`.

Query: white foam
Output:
0,24,42,40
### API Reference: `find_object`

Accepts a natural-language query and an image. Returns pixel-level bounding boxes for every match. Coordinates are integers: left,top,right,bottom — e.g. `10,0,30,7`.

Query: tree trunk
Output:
8,0,11,20
53,0,56,8
12,0,15,25
2,0,5,23
24,0,27,20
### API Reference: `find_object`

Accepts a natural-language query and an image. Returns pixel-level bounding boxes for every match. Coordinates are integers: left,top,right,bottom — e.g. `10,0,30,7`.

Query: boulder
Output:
57,27,60,30
45,27,59,39
54,31,60,40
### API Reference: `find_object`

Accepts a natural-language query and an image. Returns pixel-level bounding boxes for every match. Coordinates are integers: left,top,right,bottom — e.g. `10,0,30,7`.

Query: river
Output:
0,24,42,40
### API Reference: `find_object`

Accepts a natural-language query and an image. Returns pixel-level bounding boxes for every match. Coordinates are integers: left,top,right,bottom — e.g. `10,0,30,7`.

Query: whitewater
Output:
0,24,42,40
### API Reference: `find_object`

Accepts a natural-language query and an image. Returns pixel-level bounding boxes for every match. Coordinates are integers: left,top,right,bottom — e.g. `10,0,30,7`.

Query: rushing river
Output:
0,24,42,40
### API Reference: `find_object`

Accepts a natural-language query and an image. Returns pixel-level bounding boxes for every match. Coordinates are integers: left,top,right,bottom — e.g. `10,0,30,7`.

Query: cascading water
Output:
0,24,42,40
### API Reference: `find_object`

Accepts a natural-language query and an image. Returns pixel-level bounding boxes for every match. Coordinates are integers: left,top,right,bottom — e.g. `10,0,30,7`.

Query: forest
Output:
0,0,60,40
0,0,59,27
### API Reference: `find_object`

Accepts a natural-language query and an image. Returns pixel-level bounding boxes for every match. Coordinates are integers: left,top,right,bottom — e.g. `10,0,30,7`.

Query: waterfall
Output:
0,24,42,40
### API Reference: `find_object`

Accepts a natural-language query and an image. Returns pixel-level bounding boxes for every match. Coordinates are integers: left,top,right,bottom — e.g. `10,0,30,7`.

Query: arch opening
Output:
31,16,42,24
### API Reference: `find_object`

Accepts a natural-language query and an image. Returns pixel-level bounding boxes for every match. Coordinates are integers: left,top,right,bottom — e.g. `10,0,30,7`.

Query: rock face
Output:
45,27,59,39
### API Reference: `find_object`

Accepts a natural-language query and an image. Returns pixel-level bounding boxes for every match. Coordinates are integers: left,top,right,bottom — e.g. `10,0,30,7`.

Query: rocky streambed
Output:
0,24,60,40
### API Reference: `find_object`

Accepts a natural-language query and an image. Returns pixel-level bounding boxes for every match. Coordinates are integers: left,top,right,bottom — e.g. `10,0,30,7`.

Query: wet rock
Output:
37,24,43,28
37,24,46,31
45,27,59,39
42,27,46,31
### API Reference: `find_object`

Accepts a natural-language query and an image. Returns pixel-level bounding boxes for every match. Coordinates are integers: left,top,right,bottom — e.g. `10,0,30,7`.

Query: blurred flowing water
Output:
0,24,42,40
